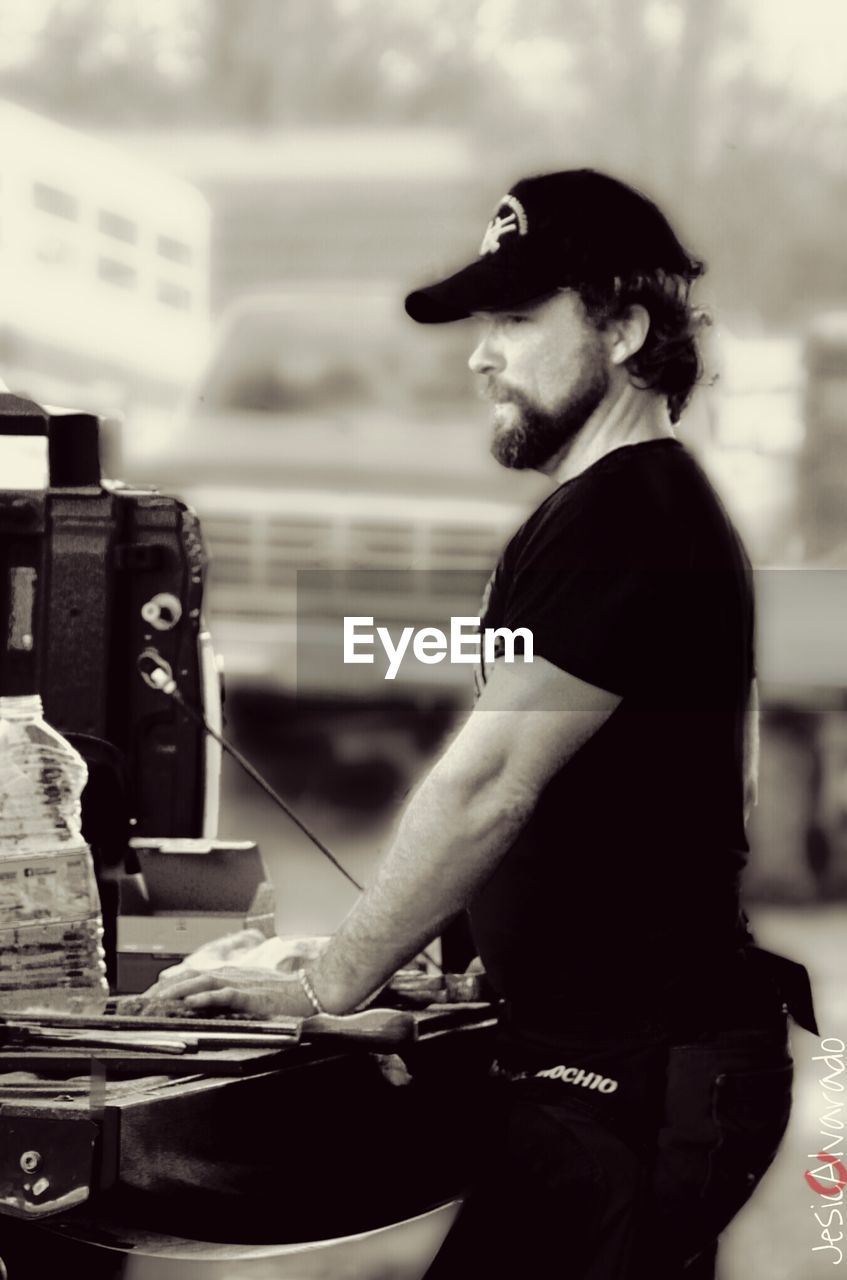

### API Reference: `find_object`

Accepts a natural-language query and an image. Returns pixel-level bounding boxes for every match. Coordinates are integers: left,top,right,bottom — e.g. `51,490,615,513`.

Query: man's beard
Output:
488,351,610,471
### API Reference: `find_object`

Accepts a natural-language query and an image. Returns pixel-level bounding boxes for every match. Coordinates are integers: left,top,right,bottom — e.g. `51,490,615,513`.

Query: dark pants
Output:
423,1022,793,1279
637,1026,793,1278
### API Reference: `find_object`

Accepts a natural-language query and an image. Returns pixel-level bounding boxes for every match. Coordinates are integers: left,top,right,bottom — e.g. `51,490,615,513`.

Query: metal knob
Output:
141,592,183,630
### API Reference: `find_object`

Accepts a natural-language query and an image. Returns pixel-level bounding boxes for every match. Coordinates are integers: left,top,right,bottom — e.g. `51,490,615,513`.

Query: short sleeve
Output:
490,479,669,697
478,444,755,710
499,556,659,696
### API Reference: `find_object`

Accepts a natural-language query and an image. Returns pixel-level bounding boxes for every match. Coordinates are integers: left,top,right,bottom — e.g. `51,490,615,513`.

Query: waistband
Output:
501,944,818,1041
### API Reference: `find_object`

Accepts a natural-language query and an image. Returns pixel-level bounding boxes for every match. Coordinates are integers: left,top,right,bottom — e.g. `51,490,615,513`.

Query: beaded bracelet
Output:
297,968,326,1016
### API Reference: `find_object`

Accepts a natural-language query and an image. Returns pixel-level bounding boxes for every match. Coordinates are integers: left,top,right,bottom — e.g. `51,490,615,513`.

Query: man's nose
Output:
468,329,504,376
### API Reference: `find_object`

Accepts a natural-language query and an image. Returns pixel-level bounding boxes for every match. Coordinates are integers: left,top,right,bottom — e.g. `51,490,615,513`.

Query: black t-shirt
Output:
469,439,756,1032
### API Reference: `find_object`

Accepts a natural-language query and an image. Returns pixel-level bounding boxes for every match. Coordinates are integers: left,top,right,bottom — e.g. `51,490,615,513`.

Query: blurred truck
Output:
125,285,544,720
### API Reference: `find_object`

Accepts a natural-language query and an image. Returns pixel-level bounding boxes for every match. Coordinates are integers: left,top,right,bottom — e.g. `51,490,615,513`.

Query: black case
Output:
0,393,213,844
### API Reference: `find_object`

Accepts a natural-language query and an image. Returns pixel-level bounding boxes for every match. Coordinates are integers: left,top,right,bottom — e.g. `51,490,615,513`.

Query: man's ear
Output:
607,304,650,365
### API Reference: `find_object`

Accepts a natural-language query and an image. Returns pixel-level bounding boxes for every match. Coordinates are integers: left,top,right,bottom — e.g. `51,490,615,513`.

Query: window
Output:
156,234,191,265
157,280,192,310
98,257,136,289
33,182,78,220
99,209,137,243
218,361,372,413
35,236,73,266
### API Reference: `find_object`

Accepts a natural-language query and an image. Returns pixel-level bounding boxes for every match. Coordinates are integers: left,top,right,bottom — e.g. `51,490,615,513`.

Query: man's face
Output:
469,290,611,471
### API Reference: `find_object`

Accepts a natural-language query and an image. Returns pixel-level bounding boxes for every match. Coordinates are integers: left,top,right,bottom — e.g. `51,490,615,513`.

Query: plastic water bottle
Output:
0,694,109,1015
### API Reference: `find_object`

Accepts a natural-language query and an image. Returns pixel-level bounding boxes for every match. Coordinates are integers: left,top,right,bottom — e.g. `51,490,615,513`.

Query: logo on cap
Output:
479,194,528,257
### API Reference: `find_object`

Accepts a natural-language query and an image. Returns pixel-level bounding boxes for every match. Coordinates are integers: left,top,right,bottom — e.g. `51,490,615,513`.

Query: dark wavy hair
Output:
577,265,707,423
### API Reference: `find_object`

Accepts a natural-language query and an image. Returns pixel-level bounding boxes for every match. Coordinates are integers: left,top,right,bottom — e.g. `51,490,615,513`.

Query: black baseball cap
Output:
405,169,703,324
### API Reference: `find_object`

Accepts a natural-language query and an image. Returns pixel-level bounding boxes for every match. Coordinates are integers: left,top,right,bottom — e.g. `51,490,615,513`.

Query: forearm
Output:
304,759,532,1013
152,665,618,1021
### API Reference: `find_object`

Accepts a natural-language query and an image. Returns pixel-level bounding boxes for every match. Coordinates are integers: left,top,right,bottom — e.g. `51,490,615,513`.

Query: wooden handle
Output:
302,1008,417,1045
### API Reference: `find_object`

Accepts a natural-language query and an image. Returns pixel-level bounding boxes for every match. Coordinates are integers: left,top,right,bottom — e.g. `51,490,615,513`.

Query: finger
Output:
157,974,228,1000
183,987,254,1013
155,968,199,988
143,968,201,998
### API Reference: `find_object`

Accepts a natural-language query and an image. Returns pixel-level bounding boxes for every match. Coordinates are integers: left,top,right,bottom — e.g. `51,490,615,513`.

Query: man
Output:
156,170,815,1277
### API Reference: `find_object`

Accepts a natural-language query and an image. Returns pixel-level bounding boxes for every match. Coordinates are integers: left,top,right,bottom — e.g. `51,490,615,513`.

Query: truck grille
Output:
200,511,506,620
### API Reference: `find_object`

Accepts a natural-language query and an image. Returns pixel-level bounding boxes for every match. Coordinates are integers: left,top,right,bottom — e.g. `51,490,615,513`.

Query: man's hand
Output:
143,966,314,1019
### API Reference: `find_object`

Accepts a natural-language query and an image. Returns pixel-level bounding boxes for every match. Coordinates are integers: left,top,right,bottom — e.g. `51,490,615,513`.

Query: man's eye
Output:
504,314,529,326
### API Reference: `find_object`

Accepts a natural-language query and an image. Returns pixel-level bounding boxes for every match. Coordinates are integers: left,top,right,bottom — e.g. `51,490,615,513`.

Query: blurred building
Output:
111,129,488,314
0,101,210,419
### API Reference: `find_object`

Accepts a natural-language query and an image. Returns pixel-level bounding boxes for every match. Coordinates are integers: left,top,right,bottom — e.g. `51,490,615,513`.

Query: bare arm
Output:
162,657,620,1016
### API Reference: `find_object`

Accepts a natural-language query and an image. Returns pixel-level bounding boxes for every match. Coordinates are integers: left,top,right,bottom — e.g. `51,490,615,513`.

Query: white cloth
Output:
156,930,329,983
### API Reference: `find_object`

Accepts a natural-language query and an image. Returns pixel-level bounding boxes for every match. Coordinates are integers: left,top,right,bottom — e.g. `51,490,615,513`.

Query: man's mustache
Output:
479,379,522,405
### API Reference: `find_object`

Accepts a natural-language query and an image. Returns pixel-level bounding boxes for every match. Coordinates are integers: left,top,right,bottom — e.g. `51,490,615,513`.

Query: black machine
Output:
0,396,221,956
0,395,222,988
